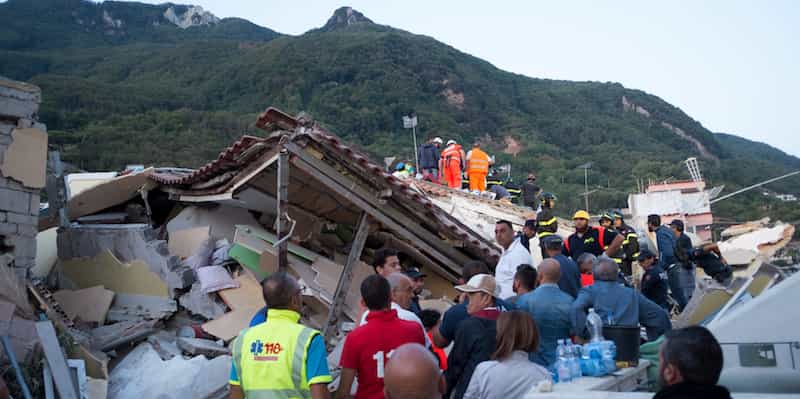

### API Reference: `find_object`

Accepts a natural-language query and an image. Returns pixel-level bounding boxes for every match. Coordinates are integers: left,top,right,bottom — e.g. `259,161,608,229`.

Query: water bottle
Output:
556,339,572,382
606,311,615,326
568,342,582,378
586,308,604,343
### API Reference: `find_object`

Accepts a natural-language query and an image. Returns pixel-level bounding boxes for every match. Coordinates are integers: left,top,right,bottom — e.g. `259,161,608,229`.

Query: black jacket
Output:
654,382,732,399
445,316,497,399
521,181,540,206
417,143,440,170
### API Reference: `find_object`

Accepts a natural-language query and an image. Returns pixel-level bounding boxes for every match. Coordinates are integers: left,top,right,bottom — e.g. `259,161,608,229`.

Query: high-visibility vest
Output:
467,148,489,174
232,309,318,399
441,145,462,169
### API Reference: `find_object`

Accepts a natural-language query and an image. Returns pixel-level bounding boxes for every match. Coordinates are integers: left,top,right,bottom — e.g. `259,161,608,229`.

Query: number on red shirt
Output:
371,350,395,378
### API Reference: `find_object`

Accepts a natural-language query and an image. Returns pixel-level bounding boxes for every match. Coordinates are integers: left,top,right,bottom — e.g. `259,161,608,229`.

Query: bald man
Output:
516,259,575,366
571,258,671,342
361,273,431,347
384,343,446,399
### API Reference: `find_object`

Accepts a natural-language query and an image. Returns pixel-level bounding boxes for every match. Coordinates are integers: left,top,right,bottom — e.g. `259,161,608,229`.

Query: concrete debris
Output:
37,320,80,399
86,377,108,399
53,285,115,324
176,337,230,358
32,227,58,278
57,224,194,294
108,342,230,399
197,266,239,294
0,127,48,189
166,205,260,243
0,314,38,364
106,293,177,322
65,167,153,222
169,226,211,259
178,282,227,320
721,218,770,238
90,320,157,352
146,331,182,360
61,250,170,298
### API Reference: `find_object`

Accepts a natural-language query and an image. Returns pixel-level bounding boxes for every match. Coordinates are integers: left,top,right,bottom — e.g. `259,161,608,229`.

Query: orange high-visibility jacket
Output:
467,148,490,174
441,144,463,169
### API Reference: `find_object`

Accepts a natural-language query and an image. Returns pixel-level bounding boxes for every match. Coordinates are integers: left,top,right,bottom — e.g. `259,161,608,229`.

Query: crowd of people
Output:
228,207,736,399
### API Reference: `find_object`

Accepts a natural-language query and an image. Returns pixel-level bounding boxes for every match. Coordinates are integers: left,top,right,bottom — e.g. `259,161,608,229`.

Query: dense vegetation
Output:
1,0,798,226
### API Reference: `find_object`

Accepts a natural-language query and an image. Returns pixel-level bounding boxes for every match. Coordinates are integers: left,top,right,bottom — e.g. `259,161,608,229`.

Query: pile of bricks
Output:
0,77,47,277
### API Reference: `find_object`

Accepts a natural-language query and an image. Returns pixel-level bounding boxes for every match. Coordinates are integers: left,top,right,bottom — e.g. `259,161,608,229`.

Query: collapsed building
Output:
0,76,797,398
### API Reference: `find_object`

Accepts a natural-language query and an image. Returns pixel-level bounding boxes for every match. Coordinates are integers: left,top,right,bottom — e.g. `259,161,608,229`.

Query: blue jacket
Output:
553,254,582,298
417,143,440,170
570,280,671,341
656,225,677,268
517,284,574,367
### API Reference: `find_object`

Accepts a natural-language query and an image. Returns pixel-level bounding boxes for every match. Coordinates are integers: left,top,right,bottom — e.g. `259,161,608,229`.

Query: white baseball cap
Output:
454,273,498,297
446,139,457,145
433,137,443,144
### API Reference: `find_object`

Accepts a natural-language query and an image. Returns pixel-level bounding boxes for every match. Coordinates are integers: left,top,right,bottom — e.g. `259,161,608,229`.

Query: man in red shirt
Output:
336,275,426,399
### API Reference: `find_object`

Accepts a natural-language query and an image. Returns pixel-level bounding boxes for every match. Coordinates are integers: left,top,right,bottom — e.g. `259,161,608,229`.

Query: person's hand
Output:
720,257,728,265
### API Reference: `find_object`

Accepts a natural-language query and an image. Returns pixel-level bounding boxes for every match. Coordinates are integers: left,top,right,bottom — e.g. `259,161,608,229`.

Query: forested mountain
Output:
1,0,797,223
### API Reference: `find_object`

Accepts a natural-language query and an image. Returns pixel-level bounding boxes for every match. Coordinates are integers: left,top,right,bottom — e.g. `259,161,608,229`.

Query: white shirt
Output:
360,302,431,347
495,237,533,300
464,351,551,399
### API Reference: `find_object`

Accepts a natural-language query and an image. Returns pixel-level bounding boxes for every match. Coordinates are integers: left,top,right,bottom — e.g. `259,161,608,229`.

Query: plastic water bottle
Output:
556,339,572,382
587,308,604,343
568,342,582,378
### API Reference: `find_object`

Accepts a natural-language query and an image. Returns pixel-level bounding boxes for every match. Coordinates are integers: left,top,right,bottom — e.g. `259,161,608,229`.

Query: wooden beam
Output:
36,321,79,399
284,142,470,267
323,212,370,344
288,154,463,275
277,149,290,271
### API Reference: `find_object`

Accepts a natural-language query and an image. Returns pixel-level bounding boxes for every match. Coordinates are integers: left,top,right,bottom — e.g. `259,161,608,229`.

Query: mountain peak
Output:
321,7,374,31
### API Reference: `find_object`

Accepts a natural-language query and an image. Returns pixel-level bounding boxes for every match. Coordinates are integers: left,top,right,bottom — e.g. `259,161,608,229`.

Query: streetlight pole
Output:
577,162,593,212
402,114,419,171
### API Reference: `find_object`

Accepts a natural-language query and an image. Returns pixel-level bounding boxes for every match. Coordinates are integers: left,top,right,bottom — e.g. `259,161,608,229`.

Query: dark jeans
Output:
667,264,688,311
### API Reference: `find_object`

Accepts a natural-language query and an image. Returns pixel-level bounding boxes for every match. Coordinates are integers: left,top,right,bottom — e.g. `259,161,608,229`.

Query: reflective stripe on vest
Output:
441,146,462,164
538,217,557,227
232,311,317,399
467,149,489,174
537,231,555,239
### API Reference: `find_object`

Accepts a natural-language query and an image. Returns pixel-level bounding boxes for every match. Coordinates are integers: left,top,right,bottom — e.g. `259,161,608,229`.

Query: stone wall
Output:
0,77,47,277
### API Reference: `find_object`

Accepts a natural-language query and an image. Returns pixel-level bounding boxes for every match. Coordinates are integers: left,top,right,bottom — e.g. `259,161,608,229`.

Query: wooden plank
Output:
323,213,370,342
287,152,463,275
286,142,471,266
201,306,260,341
36,321,79,399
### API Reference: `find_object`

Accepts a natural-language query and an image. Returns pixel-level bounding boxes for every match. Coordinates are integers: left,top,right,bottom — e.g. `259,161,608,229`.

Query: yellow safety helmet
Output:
573,210,590,220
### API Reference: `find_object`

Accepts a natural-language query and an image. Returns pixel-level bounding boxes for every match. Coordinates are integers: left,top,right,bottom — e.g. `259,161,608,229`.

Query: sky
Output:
137,1,799,156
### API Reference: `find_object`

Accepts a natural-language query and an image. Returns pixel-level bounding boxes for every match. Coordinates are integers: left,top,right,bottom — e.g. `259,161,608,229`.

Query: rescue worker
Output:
599,211,625,268
504,178,522,204
417,137,442,183
535,193,558,259
670,220,696,304
563,210,624,262
688,243,733,286
516,219,537,252
521,174,540,209
612,210,640,277
638,249,670,310
648,214,687,312
440,140,465,189
230,272,332,399
465,142,490,192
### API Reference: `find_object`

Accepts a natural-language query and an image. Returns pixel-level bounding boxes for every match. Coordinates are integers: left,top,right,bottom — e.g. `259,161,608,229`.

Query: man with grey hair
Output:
361,273,430,347
570,258,671,342
384,343,446,399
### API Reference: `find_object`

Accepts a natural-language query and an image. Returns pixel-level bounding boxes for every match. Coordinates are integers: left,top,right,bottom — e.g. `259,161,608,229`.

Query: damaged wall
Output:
57,224,194,295
0,77,47,276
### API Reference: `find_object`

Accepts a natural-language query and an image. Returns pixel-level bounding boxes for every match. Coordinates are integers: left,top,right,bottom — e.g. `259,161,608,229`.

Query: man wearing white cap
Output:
445,274,501,399
439,139,466,189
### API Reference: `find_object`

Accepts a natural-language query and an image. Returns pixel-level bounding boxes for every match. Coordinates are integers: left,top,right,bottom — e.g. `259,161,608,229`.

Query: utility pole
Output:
577,162,592,212
402,114,419,171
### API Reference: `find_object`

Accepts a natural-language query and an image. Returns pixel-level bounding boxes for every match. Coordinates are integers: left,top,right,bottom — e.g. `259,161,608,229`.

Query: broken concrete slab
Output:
61,250,169,298
0,127,48,189
178,282,227,320
66,168,153,222
90,320,157,352
33,227,58,278
177,337,230,358
108,342,230,399
106,293,177,322
53,286,115,324
147,332,182,361
197,266,239,294
86,377,108,399
168,226,211,259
